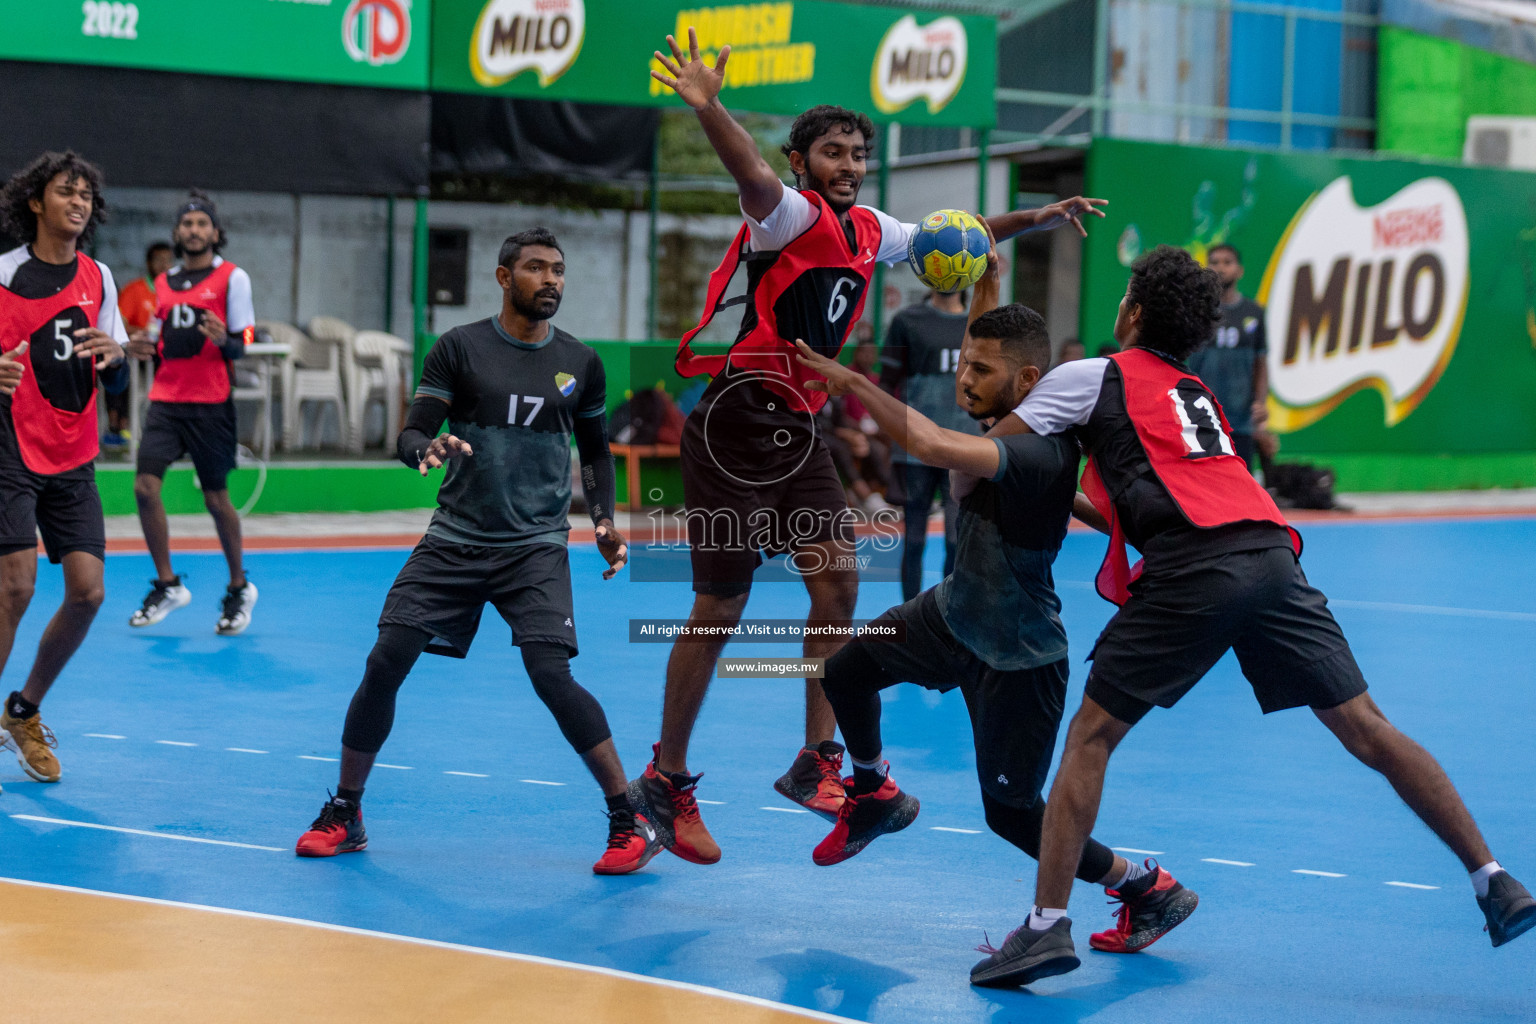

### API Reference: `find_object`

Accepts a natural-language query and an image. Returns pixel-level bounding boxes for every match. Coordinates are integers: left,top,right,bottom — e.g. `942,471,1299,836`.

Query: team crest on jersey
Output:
555,372,577,397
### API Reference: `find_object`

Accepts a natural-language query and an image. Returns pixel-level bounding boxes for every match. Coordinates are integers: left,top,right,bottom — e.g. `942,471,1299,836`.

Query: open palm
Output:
652,27,729,111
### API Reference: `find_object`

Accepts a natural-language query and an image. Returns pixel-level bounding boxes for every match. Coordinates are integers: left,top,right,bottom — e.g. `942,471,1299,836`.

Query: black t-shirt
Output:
935,431,1079,669
417,317,605,548
879,303,979,461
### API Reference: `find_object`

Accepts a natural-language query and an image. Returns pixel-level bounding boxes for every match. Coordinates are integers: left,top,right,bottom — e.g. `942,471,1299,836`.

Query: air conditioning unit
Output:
1464,116,1536,170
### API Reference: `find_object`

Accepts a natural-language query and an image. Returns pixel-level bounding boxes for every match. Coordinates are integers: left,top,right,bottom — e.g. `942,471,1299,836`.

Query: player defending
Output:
988,245,1534,987
0,151,129,788
637,28,1106,865
294,229,658,875
793,250,1196,976
127,192,258,635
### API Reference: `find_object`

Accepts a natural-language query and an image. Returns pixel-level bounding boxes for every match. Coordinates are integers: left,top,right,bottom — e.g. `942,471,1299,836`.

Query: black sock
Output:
851,763,887,795
605,792,631,815
6,691,38,720
336,786,364,805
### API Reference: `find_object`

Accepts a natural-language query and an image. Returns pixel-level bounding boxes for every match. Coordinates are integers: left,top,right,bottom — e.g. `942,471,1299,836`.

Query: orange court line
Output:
0,877,856,1024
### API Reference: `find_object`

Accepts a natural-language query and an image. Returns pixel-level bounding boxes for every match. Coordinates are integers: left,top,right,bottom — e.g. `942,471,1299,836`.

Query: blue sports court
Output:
2,513,1531,1023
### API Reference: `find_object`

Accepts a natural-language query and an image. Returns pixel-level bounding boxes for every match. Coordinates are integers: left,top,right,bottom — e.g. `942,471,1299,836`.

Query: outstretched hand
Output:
1035,196,1108,237
418,434,473,476
652,27,730,111
793,339,859,396
0,341,29,396
595,521,629,580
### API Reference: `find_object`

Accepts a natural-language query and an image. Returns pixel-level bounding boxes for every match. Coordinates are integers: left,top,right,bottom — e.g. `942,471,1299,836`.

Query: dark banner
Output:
0,61,430,195
431,95,658,180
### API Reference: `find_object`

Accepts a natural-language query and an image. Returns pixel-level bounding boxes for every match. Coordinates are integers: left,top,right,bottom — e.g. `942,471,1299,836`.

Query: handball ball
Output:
906,209,990,292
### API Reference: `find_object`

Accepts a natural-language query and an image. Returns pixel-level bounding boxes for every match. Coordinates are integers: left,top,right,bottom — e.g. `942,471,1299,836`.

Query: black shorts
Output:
0,433,105,564
137,401,238,491
378,534,578,658
680,426,855,597
854,590,1069,810
1085,545,1368,724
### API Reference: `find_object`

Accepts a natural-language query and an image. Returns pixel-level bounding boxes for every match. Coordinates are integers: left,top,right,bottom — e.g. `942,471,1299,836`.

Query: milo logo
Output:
871,15,968,116
471,0,586,88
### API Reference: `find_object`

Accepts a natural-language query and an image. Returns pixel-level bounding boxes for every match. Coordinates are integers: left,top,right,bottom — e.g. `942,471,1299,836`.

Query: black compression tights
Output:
821,639,1116,885
341,626,612,755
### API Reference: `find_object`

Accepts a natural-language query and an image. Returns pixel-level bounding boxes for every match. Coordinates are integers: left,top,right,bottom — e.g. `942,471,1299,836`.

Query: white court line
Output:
83,733,125,740
930,826,982,834
1328,598,1536,623
1293,869,1347,878
0,876,865,1024
155,740,197,747
1113,847,1164,856
374,764,413,770
519,779,565,787
761,807,808,814
444,771,488,778
226,748,269,754
1202,858,1256,867
696,799,726,805
298,755,338,762
1385,881,1439,890
9,814,282,852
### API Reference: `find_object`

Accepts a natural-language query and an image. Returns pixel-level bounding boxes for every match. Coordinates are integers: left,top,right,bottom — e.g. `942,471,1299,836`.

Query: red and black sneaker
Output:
627,743,721,865
295,794,367,858
812,770,920,866
773,741,847,822
593,806,662,875
1089,860,1199,953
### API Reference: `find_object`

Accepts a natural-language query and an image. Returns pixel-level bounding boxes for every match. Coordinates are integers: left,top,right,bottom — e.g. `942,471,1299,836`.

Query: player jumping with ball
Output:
633,26,1106,867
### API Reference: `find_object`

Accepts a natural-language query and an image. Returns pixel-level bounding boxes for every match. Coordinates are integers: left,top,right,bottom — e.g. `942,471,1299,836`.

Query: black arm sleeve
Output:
397,395,449,470
99,358,130,396
572,414,616,527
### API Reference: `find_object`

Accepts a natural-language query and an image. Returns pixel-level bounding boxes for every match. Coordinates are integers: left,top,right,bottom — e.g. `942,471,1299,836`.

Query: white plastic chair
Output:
266,319,345,451
302,317,359,451
346,330,413,453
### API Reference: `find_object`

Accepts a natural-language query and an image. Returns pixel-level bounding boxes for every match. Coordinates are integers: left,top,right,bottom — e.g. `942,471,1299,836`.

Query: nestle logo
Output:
1373,206,1443,249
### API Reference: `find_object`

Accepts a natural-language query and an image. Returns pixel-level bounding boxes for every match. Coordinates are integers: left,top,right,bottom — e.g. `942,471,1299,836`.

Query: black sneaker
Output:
971,916,1082,988
217,579,258,636
772,740,846,821
295,794,367,857
129,576,191,627
1479,871,1536,947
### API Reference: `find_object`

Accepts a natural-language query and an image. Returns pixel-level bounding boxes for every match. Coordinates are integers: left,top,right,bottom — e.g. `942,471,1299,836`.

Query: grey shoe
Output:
970,916,1081,988
1479,871,1536,947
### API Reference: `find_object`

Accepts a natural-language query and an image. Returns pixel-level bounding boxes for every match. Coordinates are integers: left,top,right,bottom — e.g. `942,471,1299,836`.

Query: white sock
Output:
1108,859,1149,892
1471,861,1504,899
1027,906,1067,932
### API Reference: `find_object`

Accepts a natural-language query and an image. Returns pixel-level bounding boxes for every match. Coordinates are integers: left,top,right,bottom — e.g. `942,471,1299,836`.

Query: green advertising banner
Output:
0,0,429,89
431,0,996,127
1082,138,1536,471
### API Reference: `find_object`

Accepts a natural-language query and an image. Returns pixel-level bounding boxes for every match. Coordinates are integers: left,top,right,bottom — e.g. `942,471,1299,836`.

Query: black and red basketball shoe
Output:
1089,861,1199,953
295,794,367,857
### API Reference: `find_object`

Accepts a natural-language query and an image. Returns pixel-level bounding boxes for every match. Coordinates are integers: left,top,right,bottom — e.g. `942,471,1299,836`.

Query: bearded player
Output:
0,151,129,788
634,27,1106,866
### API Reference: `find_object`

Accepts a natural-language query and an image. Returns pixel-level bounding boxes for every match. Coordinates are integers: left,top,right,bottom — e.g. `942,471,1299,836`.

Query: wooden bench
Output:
611,443,682,510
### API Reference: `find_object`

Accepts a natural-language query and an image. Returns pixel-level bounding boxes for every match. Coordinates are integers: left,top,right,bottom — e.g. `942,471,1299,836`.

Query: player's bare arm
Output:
651,27,782,221
71,326,125,370
984,197,1107,242
0,341,29,395
795,340,1000,479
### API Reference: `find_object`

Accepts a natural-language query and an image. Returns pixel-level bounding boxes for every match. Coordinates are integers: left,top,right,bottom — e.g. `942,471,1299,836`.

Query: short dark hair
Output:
1208,243,1241,264
782,105,876,186
968,303,1051,372
498,227,562,269
174,189,225,254
145,241,173,262
0,150,107,246
1127,245,1223,361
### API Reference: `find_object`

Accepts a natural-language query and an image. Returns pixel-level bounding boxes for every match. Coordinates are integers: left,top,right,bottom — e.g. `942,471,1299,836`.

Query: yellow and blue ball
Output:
906,209,990,293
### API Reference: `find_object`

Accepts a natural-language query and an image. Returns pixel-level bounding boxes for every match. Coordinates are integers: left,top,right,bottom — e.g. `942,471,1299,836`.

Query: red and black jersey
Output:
1080,348,1299,604
151,259,244,403
0,254,108,474
677,190,882,414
